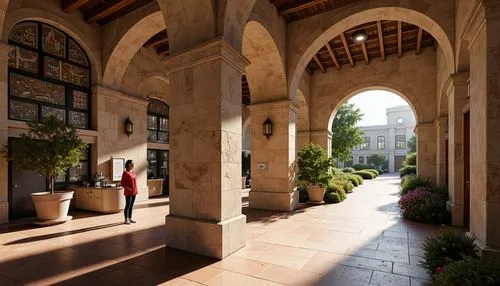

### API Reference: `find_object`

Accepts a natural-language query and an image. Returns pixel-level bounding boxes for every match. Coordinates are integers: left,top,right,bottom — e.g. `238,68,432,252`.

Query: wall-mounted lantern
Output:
125,117,134,137
263,118,273,140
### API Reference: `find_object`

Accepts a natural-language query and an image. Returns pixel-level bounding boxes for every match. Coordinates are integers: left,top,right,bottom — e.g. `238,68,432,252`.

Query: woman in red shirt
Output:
121,160,138,224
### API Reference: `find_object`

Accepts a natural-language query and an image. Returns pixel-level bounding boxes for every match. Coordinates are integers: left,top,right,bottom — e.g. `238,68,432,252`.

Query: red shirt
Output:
121,171,138,196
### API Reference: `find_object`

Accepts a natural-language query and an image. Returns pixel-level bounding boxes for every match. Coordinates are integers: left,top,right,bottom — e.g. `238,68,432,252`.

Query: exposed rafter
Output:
360,41,369,64
340,32,355,67
377,21,386,61
325,42,341,70
85,0,137,23
62,0,89,13
144,30,168,48
278,0,327,16
157,44,170,56
397,21,403,58
416,27,423,55
305,66,313,76
313,55,326,73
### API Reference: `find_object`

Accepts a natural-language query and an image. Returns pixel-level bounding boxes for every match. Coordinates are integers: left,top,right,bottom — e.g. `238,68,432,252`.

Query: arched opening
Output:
329,89,417,174
7,20,92,219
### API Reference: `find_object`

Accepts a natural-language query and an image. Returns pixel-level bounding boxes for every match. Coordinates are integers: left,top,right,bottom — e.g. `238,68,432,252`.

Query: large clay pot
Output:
31,191,74,225
306,185,326,204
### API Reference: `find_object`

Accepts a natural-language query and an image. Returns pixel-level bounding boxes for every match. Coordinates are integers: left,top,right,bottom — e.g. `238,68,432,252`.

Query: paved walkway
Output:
0,174,439,285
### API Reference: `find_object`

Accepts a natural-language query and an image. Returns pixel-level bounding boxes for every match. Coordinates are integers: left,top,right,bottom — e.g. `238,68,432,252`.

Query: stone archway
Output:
288,4,455,100
102,11,165,88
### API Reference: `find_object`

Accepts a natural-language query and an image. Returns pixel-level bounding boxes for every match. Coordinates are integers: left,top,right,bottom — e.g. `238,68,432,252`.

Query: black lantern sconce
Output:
263,118,273,140
125,117,134,137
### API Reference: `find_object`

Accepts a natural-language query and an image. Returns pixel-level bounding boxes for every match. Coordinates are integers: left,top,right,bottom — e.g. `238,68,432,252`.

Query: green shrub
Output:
421,229,478,275
398,188,449,224
298,185,308,203
404,152,417,166
352,174,363,185
433,186,449,201
331,168,343,175
433,257,500,286
342,167,355,173
346,174,359,187
400,175,433,195
330,174,354,193
297,144,333,187
352,164,371,170
399,165,417,177
324,182,346,204
353,170,375,179
365,169,380,176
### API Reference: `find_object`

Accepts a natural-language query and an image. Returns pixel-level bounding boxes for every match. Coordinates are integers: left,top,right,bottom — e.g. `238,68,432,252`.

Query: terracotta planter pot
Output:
31,191,74,224
306,185,325,204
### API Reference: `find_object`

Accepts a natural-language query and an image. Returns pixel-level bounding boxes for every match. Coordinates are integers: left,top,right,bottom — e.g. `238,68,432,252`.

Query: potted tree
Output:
5,116,87,225
297,143,333,204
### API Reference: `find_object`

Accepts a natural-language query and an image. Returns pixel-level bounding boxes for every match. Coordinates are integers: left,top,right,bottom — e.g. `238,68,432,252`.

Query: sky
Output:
347,90,411,126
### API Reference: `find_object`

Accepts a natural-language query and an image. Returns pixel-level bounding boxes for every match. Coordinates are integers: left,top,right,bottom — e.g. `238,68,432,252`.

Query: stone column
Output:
0,43,13,224
415,123,437,184
436,117,448,187
296,131,311,154
446,72,468,227
310,130,333,157
249,100,299,212
466,1,500,258
162,40,247,259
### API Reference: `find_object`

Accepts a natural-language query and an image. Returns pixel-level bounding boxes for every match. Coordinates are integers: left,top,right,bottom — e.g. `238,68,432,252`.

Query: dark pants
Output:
124,195,136,220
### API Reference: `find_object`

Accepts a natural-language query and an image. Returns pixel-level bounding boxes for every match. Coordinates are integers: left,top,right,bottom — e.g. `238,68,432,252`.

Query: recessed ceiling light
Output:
353,30,368,43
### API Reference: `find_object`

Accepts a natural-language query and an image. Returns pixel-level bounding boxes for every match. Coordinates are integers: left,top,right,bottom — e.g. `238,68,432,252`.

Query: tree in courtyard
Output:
408,135,417,153
368,153,386,169
331,103,364,162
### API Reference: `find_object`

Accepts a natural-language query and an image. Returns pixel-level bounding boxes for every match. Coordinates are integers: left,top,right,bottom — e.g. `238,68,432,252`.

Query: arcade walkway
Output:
0,175,438,285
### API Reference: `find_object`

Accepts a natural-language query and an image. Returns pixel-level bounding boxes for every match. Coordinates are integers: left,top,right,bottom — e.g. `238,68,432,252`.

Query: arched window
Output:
147,99,169,143
8,21,91,129
377,136,385,150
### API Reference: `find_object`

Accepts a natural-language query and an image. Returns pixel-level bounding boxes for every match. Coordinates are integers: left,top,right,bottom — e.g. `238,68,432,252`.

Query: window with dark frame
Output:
360,137,370,150
396,135,407,149
7,21,91,129
147,99,169,143
147,149,168,180
377,136,385,150
359,156,365,164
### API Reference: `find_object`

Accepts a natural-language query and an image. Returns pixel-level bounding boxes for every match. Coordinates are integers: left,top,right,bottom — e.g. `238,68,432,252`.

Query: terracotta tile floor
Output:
0,174,441,285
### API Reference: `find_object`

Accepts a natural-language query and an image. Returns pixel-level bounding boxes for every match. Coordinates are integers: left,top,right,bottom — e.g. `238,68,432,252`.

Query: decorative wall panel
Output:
72,90,88,110
9,22,38,48
10,73,65,105
69,39,88,66
9,100,38,121
68,111,87,128
41,105,66,121
42,24,65,58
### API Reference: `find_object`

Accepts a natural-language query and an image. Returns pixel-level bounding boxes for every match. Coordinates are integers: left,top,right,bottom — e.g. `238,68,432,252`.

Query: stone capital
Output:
414,122,435,134
93,85,148,106
161,38,250,74
0,42,13,61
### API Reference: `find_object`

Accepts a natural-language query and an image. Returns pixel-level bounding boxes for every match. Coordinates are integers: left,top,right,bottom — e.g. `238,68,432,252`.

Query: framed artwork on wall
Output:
111,157,125,181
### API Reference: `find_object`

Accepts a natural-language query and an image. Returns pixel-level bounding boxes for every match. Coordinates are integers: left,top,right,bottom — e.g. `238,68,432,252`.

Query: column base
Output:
249,190,299,211
447,201,464,227
472,235,500,260
165,214,246,259
0,201,8,224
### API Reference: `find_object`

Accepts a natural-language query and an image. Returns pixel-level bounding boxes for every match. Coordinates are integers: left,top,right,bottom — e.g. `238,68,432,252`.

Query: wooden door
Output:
464,111,470,229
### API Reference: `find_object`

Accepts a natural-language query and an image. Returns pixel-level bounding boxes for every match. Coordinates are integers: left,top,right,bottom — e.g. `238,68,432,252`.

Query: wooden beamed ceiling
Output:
306,20,436,73
62,0,155,25
271,0,364,22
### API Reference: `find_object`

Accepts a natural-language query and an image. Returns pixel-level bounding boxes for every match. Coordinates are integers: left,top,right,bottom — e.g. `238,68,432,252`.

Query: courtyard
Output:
0,174,438,285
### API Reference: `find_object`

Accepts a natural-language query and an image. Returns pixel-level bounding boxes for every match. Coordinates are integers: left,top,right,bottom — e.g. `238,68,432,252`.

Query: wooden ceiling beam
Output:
416,27,423,55
85,0,136,23
377,21,386,61
360,41,369,64
397,21,403,58
279,0,327,16
325,42,341,70
62,0,89,13
305,66,313,76
340,33,354,67
157,44,170,56
144,30,168,48
313,55,326,73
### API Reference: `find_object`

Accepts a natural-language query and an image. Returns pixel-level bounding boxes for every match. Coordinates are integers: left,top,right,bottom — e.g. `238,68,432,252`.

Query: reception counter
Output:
74,187,125,213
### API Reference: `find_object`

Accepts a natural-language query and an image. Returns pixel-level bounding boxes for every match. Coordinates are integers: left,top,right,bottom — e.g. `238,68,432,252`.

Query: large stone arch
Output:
102,11,165,88
325,85,420,132
288,2,456,100
139,72,170,102
242,20,287,104
296,89,309,132
2,7,102,84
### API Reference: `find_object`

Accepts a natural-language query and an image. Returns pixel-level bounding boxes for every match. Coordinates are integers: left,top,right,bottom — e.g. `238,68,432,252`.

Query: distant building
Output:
342,105,416,173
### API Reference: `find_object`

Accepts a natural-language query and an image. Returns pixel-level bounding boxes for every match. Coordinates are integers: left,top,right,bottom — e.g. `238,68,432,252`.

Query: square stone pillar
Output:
249,100,299,212
446,72,468,227
296,131,311,155
0,43,13,224
162,40,247,259
310,130,333,157
415,123,437,184
436,117,448,187
465,2,500,257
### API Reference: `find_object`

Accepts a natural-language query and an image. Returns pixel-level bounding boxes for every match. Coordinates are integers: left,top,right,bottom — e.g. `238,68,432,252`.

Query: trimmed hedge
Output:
346,174,361,187
404,152,416,166
399,165,417,177
342,167,355,173
400,175,433,195
352,164,372,170
353,170,375,179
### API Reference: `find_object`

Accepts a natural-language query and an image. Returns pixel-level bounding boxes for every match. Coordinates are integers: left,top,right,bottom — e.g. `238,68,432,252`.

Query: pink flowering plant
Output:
398,187,449,224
